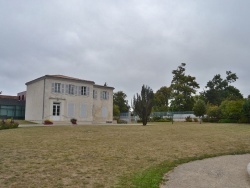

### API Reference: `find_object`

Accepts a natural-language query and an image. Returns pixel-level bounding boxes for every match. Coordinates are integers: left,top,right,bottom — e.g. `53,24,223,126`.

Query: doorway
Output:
52,102,61,121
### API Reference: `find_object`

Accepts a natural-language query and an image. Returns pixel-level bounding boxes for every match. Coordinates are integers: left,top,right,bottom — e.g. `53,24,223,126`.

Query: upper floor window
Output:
68,84,75,95
101,91,109,100
52,83,64,94
80,86,89,96
55,83,61,93
93,90,97,99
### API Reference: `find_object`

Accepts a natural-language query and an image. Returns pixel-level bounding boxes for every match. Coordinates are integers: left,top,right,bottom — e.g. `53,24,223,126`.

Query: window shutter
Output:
61,84,65,94
78,86,81,96
107,92,109,100
51,83,55,93
87,87,90,96
65,84,69,95
74,85,77,96
100,91,103,100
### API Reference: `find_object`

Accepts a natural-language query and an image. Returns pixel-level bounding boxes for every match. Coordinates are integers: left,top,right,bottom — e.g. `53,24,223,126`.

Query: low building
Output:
25,75,114,124
0,95,25,119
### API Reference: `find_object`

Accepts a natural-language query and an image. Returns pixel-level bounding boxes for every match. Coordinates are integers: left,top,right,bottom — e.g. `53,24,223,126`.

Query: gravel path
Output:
161,154,250,188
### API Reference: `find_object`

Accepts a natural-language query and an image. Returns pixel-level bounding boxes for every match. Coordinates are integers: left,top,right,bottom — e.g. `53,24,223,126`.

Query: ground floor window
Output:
53,102,60,116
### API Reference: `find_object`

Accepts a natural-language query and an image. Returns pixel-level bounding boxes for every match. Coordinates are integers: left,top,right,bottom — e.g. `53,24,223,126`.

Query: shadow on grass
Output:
117,150,250,188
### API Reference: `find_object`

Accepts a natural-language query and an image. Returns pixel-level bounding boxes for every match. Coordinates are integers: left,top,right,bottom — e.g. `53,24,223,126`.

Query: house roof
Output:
26,75,115,89
26,75,95,85
0,96,25,106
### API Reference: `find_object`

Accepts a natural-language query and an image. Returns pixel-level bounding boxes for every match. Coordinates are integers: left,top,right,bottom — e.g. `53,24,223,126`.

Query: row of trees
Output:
114,63,247,125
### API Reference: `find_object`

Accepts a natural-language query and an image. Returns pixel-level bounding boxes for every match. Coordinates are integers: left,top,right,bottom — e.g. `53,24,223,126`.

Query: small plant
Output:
193,118,198,122
70,118,77,124
43,119,53,125
185,116,193,122
0,119,19,130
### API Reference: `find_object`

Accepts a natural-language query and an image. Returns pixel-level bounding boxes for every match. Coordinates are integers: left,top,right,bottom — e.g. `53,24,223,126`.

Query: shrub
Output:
70,118,77,124
193,118,198,122
185,116,192,122
218,119,238,123
117,119,127,124
0,119,19,130
43,119,53,125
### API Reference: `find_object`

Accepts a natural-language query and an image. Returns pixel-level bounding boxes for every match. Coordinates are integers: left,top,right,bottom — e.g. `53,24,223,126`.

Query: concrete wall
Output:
25,79,44,122
93,86,113,123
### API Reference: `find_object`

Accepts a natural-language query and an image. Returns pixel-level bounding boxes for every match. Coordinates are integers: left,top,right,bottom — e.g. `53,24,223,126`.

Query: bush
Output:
218,119,238,123
193,118,198,122
0,119,19,130
70,118,77,124
43,119,53,125
185,116,192,122
117,119,127,124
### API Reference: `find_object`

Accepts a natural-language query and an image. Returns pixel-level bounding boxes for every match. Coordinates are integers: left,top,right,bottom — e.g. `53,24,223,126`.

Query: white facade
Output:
25,75,114,124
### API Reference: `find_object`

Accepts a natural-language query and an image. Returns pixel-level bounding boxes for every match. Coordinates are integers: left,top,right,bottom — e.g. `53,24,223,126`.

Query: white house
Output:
25,75,114,124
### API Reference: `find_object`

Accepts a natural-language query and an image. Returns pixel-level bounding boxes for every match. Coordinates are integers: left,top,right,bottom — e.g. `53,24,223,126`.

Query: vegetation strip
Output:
119,151,250,188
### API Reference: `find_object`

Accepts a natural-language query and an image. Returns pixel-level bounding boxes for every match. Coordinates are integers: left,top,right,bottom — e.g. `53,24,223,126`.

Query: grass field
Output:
1,122,250,188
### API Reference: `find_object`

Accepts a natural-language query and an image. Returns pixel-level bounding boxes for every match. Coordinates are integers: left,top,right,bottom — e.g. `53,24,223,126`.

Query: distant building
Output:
0,95,25,119
25,75,114,124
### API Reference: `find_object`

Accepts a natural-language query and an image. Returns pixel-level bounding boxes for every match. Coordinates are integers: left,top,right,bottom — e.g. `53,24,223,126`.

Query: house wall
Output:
25,75,114,124
93,86,113,123
44,78,94,123
25,79,44,122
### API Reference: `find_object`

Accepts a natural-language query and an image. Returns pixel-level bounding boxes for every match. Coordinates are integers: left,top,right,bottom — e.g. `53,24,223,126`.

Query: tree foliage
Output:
193,99,206,123
219,99,244,121
113,91,130,113
170,63,200,111
201,71,243,105
133,85,154,125
153,86,171,112
242,99,250,123
113,104,120,117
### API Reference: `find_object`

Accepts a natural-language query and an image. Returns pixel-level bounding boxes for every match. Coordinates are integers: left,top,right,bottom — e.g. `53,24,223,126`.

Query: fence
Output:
120,111,197,123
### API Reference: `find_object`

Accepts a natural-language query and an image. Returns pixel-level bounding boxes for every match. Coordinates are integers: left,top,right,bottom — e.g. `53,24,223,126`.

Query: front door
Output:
52,102,61,121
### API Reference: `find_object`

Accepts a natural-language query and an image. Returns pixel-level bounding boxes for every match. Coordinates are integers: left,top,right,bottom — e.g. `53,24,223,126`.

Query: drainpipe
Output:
42,78,46,120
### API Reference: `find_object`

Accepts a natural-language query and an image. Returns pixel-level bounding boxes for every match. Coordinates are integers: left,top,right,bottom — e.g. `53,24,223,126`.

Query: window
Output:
93,90,97,99
79,86,89,96
81,104,87,118
102,107,107,117
52,83,64,94
67,103,75,117
53,102,60,116
101,91,109,100
66,84,76,95
55,83,61,93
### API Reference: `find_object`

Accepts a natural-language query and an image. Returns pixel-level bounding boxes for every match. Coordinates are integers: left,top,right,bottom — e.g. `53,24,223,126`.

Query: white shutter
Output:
61,84,65,94
100,91,103,100
65,84,69,95
51,83,55,93
107,92,109,100
78,86,81,96
87,87,90,96
74,85,77,96
81,104,87,118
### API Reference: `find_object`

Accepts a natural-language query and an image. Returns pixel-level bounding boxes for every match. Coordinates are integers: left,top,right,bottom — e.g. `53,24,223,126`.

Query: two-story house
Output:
25,75,114,124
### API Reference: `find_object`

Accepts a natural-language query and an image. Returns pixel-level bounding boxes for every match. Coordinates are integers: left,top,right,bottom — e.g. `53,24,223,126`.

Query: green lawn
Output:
1,122,250,188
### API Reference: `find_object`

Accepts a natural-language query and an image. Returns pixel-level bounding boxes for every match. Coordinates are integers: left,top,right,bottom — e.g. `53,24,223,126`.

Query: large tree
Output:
170,63,200,111
153,86,171,112
201,71,243,105
133,85,154,125
113,91,130,113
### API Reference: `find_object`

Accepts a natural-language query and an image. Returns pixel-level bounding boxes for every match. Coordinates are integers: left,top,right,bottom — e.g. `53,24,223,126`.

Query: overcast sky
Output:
1,0,250,103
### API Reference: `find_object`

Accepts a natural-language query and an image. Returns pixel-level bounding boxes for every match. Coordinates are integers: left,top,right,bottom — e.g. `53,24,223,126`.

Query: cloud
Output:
0,0,250,101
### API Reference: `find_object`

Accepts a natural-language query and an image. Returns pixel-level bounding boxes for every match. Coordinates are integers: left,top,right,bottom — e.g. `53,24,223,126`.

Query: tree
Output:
219,99,244,121
170,63,200,111
193,99,206,124
133,85,154,125
206,104,221,120
242,99,250,123
153,86,171,112
113,91,130,113
201,71,243,105
113,104,120,117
